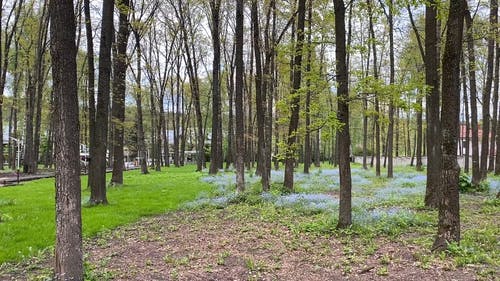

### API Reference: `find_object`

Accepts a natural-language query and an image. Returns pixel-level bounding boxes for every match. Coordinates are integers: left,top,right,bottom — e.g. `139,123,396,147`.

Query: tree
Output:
432,0,464,252
111,0,131,185
465,7,481,187
209,0,223,175
235,0,245,192
480,0,497,180
49,0,83,278
89,0,115,205
283,0,306,191
424,0,442,208
251,0,270,189
334,0,352,229
84,0,96,186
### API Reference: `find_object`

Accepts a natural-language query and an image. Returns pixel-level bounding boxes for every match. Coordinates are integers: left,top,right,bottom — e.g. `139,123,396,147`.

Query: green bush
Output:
459,174,489,193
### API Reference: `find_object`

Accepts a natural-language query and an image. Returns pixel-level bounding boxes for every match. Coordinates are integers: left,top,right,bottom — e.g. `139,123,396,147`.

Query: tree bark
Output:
209,0,222,175
465,9,481,186
284,0,307,191
334,0,352,229
111,0,131,185
49,0,83,278
433,0,464,252
479,0,497,179
424,0,442,208
489,43,499,172
235,0,245,192
90,0,114,205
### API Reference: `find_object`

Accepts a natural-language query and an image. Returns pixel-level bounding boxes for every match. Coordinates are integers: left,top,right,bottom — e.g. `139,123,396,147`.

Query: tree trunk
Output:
416,94,423,170
489,43,499,172
433,0,464,251
462,57,470,173
367,0,380,177
209,0,222,175
386,0,395,178
465,9,481,186
49,0,83,278
251,0,270,190
176,0,204,172
334,0,352,229
425,0,442,208
479,0,496,179
111,0,130,185
235,0,246,192
284,0,307,191
89,0,114,205
303,0,313,175
134,34,149,175
84,0,96,186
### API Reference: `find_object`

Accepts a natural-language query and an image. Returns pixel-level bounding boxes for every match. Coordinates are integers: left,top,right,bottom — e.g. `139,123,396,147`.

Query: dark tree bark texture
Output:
433,0,464,252
49,0,83,278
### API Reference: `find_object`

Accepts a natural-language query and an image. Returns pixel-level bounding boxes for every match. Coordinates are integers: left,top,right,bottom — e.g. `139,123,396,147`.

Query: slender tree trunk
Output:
489,44,499,172
84,0,96,186
465,9,481,186
176,0,204,172
367,0,380,177
303,0,313,174
134,37,149,174
416,94,423,170
284,0,307,191
479,0,497,179
462,58,470,173
251,0,270,189
386,0,395,178
49,0,83,278
235,0,245,192
433,0,464,251
111,0,130,185
90,0,114,205
425,0,442,208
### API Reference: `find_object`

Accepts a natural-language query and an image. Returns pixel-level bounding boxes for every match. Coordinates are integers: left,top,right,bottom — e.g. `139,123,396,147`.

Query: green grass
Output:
0,166,211,263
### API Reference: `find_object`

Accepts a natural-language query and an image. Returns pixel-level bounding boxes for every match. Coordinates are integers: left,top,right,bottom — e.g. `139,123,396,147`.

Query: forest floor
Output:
0,165,499,280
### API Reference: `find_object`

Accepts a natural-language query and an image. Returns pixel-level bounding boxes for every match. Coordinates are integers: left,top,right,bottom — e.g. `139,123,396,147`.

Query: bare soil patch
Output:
82,209,481,281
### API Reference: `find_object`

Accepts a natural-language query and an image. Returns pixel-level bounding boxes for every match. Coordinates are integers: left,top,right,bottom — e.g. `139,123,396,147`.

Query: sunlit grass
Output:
0,166,211,263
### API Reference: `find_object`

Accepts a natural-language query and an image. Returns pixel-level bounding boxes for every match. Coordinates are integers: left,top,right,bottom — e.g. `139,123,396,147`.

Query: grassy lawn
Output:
0,166,211,263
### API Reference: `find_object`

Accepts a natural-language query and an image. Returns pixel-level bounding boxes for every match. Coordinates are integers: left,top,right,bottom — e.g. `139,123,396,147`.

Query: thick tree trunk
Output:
111,0,130,185
334,0,352,229
49,0,83,278
209,0,222,175
425,0,442,208
433,0,464,251
90,0,114,205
